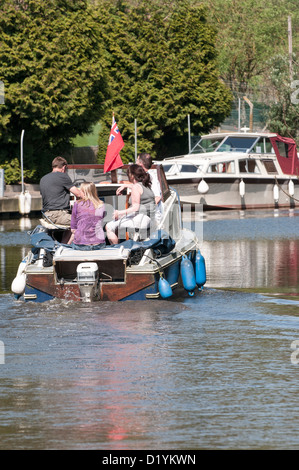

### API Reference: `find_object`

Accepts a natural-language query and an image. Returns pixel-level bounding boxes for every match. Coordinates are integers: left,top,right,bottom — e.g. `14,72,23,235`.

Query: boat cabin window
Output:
262,159,278,174
275,141,289,158
162,164,173,173
251,137,274,154
239,159,260,173
180,164,201,173
163,163,203,174
207,161,235,174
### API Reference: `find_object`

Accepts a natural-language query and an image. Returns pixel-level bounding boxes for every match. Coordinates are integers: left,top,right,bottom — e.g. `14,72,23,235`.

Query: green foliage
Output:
205,0,299,92
266,55,299,140
202,0,299,140
96,0,232,161
0,157,36,185
0,0,109,183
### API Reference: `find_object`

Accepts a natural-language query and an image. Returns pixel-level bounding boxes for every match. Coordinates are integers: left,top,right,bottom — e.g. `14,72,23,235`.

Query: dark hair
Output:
52,156,68,169
127,164,151,188
138,152,152,170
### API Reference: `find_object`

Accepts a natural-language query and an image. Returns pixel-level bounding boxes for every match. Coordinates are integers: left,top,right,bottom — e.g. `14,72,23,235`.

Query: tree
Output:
96,0,232,161
266,54,299,140
206,0,299,94
0,0,109,182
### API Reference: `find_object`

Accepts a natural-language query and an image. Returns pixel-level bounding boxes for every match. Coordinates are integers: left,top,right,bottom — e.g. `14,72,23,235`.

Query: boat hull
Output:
22,258,184,303
169,177,299,210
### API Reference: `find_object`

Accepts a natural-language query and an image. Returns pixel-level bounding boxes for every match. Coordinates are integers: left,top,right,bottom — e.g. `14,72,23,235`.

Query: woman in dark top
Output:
106,164,155,244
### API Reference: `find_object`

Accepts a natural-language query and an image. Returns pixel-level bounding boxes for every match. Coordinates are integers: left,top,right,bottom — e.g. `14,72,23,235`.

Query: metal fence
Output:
220,97,270,132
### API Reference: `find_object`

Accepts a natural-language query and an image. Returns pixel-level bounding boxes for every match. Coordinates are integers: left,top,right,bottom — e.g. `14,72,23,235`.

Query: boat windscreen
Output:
191,136,258,154
216,136,257,153
190,137,224,154
67,167,128,186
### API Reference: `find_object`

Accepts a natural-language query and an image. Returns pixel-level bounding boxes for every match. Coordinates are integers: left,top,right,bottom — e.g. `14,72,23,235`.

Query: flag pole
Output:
110,111,117,183
111,169,117,183
104,112,124,182
135,119,137,161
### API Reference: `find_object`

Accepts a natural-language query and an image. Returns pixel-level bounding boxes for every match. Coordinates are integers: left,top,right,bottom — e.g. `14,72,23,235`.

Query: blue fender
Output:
195,250,206,289
180,255,196,296
158,276,173,299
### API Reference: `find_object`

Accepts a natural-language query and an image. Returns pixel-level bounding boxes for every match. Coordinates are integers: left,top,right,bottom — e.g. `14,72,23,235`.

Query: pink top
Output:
71,200,105,245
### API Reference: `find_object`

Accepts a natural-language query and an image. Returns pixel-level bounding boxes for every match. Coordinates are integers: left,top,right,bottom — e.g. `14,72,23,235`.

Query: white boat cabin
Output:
161,131,299,181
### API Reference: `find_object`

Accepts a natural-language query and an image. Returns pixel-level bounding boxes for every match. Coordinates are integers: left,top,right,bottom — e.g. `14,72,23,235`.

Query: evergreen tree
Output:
97,0,232,161
0,0,109,182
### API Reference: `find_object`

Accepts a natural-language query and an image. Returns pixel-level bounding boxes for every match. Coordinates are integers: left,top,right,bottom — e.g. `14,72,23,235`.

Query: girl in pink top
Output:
70,182,106,250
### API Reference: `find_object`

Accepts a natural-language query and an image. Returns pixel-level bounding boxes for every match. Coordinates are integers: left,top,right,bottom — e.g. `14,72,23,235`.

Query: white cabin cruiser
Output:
160,131,299,210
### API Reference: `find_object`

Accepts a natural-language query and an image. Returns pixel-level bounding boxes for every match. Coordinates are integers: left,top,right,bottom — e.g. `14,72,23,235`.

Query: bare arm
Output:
116,183,133,195
69,186,83,199
113,184,141,219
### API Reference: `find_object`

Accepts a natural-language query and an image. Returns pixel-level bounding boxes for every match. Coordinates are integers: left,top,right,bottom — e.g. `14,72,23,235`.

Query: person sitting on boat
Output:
40,156,83,227
137,152,163,222
68,182,106,250
117,153,163,223
106,164,155,244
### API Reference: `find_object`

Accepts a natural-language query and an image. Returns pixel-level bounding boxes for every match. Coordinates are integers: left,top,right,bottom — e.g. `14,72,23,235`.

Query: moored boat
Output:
12,165,206,302
159,130,299,210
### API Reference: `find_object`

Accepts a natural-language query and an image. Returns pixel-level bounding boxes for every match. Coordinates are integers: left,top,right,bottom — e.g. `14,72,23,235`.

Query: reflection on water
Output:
1,210,299,449
203,238,299,292
200,208,299,294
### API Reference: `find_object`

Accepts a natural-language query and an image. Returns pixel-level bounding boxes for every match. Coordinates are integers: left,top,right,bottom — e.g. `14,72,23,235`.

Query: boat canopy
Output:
270,135,299,175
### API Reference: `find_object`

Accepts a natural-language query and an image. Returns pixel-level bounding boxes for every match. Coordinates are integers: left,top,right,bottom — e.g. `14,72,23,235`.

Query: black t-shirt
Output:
40,171,74,211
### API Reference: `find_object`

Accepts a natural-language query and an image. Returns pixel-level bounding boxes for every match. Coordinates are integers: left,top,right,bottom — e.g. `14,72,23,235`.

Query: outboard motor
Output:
76,263,99,302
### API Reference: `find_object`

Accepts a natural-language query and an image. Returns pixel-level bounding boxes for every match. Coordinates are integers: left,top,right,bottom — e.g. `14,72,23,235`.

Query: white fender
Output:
11,273,26,295
11,258,29,295
16,258,28,277
18,191,31,215
239,179,245,197
197,179,209,194
289,179,295,197
18,192,26,215
24,191,31,214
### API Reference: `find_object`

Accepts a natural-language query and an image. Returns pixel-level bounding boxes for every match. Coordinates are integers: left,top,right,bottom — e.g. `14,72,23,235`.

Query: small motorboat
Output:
12,165,206,302
159,130,299,210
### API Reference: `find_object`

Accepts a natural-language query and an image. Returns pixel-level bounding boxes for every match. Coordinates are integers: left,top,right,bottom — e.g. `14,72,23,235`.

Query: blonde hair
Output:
80,182,103,209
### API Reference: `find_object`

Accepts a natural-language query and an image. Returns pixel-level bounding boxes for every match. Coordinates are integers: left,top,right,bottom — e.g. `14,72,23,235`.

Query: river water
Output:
1,210,299,450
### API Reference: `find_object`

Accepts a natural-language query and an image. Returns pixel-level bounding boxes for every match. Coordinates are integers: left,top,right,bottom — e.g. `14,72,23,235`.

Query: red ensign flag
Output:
104,114,124,173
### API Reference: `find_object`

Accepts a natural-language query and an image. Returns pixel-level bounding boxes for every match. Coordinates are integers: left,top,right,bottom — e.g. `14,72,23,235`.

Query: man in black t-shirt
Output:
40,156,82,226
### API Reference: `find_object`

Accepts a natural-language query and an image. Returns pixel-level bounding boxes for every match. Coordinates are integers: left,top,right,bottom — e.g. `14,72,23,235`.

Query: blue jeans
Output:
70,242,106,251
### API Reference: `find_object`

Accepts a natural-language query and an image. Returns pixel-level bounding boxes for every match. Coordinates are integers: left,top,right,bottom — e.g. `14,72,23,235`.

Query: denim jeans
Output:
70,242,106,251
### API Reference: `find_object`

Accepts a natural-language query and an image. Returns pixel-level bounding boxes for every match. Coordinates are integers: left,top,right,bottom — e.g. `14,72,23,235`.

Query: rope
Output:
274,177,299,203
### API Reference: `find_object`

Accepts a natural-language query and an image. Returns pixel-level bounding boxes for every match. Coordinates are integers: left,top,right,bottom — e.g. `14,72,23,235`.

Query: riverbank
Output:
0,184,42,218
